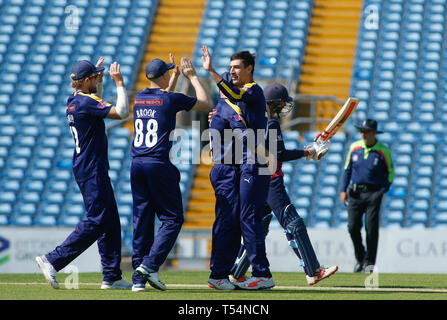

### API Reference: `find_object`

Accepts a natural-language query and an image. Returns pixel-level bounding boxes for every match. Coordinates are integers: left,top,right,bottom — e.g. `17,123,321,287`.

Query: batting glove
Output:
312,140,330,162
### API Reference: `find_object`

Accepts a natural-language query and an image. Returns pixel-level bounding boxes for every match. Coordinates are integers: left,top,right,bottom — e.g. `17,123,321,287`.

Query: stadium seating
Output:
0,0,160,229
348,0,447,229
193,0,314,80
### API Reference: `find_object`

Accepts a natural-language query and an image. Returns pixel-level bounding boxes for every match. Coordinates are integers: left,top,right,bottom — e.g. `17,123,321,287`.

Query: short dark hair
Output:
230,51,255,74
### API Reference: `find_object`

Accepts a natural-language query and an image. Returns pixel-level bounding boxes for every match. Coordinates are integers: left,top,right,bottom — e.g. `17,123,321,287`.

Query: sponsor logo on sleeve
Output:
67,104,76,111
98,100,107,109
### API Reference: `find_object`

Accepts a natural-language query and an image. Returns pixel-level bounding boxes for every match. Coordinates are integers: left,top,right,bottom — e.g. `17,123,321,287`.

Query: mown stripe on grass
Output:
1,282,447,293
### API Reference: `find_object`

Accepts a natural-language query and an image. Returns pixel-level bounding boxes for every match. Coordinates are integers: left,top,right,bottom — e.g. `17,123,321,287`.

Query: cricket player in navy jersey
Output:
229,84,338,285
202,46,274,290
131,57,210,291
207,74,252,290
35,58,132,290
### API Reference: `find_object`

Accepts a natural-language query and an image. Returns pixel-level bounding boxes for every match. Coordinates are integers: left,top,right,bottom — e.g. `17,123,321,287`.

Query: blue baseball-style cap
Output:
71,60,105,80
145,58,175,79
264,83,293,102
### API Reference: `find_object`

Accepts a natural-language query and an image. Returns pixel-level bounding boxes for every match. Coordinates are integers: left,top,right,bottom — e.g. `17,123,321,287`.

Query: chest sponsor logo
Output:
374,157,379,166
135,99,163,106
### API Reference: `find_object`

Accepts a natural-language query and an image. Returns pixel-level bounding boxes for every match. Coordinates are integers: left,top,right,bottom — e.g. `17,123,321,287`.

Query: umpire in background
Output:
340,119,394,272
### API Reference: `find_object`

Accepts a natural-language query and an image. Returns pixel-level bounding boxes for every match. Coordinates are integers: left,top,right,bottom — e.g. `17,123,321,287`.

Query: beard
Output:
89,82,97,93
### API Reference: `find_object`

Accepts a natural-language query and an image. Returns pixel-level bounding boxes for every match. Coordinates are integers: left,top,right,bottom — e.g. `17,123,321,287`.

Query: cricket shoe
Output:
136,264,166,291
101,278,133,290
208,278,236,290
233,276,275,290
131,283,147,292
306,265,338,286
35,255,59,289
229,274,247,283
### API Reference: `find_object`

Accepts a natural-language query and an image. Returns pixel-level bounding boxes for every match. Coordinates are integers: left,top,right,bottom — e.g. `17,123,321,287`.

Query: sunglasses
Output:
88,73,100,80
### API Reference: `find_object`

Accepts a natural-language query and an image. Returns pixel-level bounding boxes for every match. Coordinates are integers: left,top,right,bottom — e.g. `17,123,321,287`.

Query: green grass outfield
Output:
1,271,447,300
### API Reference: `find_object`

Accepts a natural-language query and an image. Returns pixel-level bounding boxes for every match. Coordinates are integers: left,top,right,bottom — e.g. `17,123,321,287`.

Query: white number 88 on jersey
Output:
134,118,158,148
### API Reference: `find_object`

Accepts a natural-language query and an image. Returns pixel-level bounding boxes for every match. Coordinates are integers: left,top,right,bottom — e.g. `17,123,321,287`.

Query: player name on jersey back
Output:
135,107,157,119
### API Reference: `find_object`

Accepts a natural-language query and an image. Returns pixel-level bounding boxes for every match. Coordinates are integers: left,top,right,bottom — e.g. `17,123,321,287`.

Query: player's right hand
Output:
304,144,316,161
95,57,105,82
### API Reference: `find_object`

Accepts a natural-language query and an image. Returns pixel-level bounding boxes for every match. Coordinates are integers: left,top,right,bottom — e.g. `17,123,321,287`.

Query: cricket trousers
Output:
131,157,184,284
239,164,272,278
46,171,122,282
266,176,293,228
209,164,241,279
347,189,384,266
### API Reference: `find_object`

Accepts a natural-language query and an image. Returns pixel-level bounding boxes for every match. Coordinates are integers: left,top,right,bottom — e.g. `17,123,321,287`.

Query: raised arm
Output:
201,45,222,84
166,53,180,92
181,56,210,110
106,62,129,120
94,57,105,98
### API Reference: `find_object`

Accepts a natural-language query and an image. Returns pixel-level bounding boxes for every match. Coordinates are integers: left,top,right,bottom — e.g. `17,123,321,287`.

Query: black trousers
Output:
347,189,383,265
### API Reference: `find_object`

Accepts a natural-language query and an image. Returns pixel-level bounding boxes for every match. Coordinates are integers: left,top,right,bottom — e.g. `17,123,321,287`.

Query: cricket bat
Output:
314,97,359,160
317,97,359,143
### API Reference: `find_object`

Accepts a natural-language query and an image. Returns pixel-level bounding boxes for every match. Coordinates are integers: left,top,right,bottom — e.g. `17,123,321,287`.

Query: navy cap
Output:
355,119,383,134
71,60,105,80
264,83,293,102
145,58,175,79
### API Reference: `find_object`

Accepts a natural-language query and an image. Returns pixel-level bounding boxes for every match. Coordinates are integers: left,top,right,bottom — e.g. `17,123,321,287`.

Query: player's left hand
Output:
109,61,124,86
169,53,180,78
201,45,213,72
180,56,197,79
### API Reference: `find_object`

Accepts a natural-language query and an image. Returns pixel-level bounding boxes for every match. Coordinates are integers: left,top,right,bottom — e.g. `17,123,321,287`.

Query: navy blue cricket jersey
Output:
66,90,113,181
131,88,197,160
217,77,267,165
217,77,267,133
209,98,247,164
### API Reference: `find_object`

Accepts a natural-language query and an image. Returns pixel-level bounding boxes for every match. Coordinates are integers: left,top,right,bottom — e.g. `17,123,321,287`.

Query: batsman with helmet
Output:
229,83,338,285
